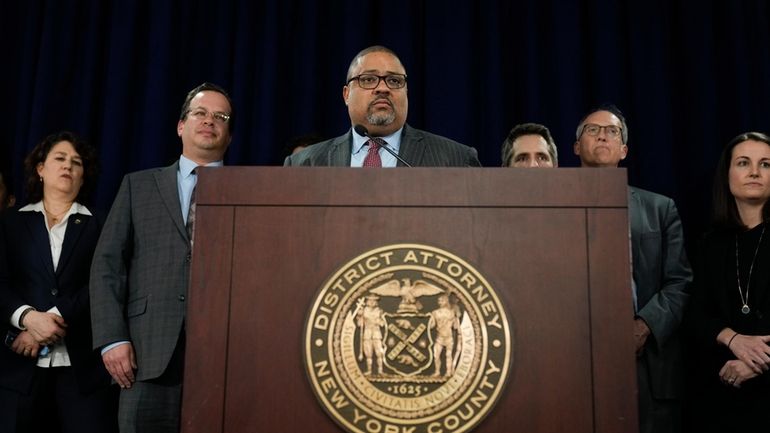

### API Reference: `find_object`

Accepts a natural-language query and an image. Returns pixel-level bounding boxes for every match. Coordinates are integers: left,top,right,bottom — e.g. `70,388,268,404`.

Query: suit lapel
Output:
23,212,56,277
628,187,642,265
397,124,426,167
327,133,352,166
155,162,188,240
56,213,89,276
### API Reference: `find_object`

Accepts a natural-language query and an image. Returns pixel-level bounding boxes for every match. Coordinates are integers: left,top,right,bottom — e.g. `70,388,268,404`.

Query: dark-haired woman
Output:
0,167,15,212
0,131,117,432
688,131,770,432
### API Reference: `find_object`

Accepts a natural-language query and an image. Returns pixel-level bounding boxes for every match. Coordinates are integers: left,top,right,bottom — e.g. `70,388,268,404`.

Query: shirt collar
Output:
351,127,404,155
19,201,92,217
179,154,224,178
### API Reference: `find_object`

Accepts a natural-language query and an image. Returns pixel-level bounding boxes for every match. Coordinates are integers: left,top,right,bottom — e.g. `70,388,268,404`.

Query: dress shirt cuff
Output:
11,305,34,330
101,341,130,355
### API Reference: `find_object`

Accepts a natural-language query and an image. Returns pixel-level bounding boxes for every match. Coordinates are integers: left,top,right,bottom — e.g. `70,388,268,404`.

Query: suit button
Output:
185,254,192,263
178,295,186,302
51,288,58,296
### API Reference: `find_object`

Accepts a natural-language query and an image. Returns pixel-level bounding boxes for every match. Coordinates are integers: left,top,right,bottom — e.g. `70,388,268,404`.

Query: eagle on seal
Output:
369,278,444,313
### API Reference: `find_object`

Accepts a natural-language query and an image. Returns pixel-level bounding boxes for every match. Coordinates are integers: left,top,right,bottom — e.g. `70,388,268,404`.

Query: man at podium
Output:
284,45,481,168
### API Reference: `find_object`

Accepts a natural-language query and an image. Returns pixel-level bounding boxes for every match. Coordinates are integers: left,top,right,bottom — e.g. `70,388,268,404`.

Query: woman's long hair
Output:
712,131,770,230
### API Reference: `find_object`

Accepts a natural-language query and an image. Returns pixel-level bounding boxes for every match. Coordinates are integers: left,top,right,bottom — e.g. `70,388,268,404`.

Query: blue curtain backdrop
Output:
2,0,770,246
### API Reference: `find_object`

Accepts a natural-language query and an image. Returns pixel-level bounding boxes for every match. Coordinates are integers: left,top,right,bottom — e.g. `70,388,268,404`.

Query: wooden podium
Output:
180,167,638,433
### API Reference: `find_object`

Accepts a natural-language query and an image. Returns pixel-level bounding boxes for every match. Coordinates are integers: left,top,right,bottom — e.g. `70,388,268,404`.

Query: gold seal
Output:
304,244,512,433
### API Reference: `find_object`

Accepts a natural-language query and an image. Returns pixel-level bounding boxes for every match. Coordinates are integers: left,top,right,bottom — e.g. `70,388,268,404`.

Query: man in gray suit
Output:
573,105,691,433
90,83,233,432
284,45,481,167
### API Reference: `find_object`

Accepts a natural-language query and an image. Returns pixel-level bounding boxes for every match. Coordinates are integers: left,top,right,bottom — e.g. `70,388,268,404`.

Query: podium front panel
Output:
182,167,637,433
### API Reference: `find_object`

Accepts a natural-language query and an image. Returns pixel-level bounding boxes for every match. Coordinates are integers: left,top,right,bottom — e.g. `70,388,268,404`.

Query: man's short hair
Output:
284,132,325,156
575,104,629,144
501,123,558,166
346,45,403,82
179,82,235,132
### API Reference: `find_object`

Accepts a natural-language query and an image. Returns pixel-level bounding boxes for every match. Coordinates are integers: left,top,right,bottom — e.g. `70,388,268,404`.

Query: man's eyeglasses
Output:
581,123,623,139
347,74,407,90
187,108,231,124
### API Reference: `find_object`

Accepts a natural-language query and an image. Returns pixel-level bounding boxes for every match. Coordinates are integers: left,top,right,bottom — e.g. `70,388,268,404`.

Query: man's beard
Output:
367,109,396,126
366,97,396,126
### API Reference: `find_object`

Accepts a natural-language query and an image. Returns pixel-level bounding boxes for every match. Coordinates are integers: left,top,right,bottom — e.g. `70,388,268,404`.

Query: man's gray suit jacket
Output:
90,161,191,381
629,186,692,400
283,124,481,167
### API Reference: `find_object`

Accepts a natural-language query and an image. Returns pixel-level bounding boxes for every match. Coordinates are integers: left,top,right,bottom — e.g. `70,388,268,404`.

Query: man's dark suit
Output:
283,124,481,167
90,162,191,431
90,162,191,380
629,186,692,433
0,208,115,432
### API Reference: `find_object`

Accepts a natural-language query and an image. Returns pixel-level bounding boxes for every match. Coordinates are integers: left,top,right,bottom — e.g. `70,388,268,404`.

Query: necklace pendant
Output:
741,304,751,315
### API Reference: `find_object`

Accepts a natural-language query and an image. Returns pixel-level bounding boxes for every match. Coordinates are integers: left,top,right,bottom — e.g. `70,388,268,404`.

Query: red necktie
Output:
362,139,382,167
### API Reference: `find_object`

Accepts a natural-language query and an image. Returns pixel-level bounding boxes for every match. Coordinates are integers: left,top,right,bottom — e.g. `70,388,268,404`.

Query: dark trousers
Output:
637,357,682,433
0,366,119,433
118,331,185,433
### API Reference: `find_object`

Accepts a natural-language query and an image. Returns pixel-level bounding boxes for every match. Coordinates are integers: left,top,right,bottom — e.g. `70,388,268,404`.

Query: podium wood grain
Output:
181,167,638,433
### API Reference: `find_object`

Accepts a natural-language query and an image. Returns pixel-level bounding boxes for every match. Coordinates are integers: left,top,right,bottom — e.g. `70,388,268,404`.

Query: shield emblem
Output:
382,313,434,376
